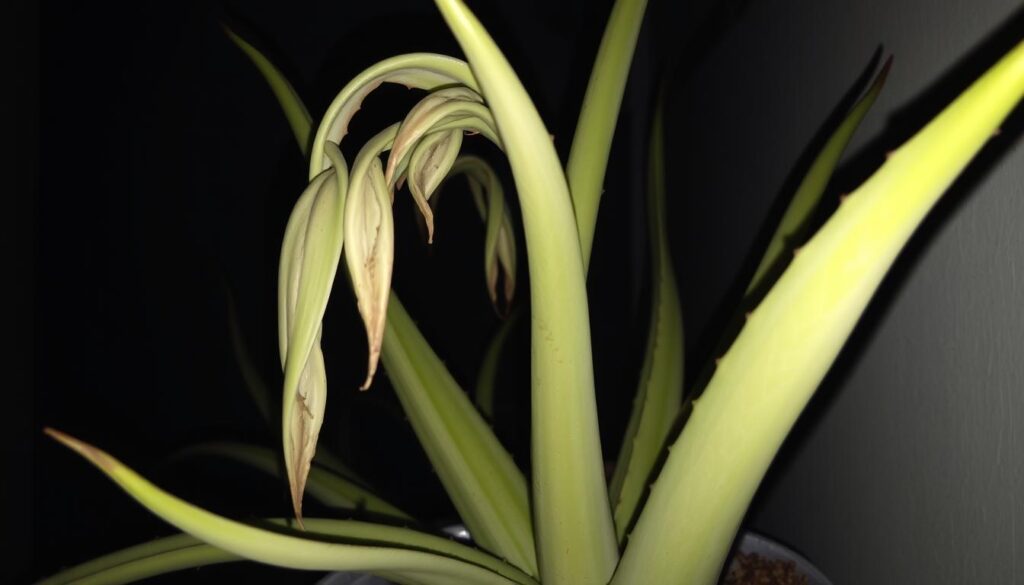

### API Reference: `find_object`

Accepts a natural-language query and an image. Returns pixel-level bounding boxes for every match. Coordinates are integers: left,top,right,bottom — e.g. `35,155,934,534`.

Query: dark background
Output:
11,0,1024,583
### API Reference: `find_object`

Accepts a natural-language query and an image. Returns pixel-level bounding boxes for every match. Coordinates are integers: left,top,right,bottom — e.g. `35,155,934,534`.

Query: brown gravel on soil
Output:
723,552,809,585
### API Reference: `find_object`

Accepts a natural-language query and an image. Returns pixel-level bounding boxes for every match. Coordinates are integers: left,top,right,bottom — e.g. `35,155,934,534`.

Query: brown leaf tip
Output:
44,427,118,473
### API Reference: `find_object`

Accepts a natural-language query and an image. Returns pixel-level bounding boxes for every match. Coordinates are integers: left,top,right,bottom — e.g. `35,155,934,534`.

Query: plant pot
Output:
315,528,831,585
724,531,832,585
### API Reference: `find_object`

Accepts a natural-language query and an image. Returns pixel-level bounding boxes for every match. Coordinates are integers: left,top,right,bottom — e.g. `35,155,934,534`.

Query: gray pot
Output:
728,531,832,585
316,528,832,585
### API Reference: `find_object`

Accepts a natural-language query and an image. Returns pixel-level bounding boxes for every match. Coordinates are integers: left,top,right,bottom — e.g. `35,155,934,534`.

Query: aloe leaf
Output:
176,442,411,521
607,95,684,542
344,126,400,389
445,155,517,312
278,162,345,525
565,0,649,269
434,1,618,582
34,530,451,585
35,532,434,585
383,294,537,575
745,55,894,298
36,533,233,585
474,309,521,419
224,26,313,155
405,129,465,242
44,429,538,585
309,54,480,179
614,40,1024,585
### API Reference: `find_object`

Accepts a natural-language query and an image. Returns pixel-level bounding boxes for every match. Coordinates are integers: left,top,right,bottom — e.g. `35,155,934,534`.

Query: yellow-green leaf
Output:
614,39,1024,585
44,429,537,585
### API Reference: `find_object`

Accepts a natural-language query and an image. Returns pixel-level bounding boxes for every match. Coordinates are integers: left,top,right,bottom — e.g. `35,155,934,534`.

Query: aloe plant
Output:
40,1,1024,584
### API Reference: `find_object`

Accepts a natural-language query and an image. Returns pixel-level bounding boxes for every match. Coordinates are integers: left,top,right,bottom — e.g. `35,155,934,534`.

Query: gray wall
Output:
665,1,1023,583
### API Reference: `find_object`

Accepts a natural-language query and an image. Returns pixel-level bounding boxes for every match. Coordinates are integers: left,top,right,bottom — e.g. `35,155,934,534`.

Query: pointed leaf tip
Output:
344,133,398,391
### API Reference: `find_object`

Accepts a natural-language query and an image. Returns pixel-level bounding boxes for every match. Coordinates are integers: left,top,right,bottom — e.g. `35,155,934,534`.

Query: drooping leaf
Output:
385,86,487,186
44,429,538,585
343,126,399,390
278,159,347,525
405,128,465,242
235,35,534,576
445,155,517,312
613,40,1024,585
309,54,480,179
434,1,618,582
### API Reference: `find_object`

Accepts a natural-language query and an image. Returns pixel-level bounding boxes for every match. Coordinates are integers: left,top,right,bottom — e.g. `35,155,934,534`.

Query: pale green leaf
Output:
608,95,684,542
746,55,893,298
44,429,538,585
434,1,618,582
344,126,400,389
309,54,480,179
382,295,537,575
224,26,313,155
565,0,649,269
614,40,1024,585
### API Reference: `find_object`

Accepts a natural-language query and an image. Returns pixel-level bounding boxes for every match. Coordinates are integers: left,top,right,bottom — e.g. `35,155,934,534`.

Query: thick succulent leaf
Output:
434,1,618,582
224,26,313,155
565,0,649,268
309,54,480,179
613,40,1024,585
406,128,465,242
746,55,893,298
344,126,400,389
445,156,517,312
44,429,538,585
608,97,684,542
278,156,348,525
382,295,537,575
176,443,410,520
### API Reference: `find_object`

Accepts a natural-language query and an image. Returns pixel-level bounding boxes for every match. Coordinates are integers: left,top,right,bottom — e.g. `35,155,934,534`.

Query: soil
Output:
723,552,809,585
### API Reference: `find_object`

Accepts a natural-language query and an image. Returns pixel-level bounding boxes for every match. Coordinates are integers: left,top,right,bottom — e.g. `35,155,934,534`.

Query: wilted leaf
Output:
407,129,464,242
278,143,349,524
385,87,487,186
344,127,399,390
309,54,480,179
